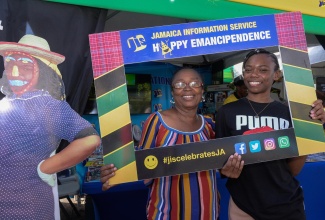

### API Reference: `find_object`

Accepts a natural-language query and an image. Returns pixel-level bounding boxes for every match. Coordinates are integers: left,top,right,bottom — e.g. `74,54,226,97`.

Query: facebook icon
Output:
235,143,247,155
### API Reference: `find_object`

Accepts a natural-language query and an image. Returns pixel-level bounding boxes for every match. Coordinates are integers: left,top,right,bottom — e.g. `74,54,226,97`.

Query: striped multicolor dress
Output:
137,112,218,220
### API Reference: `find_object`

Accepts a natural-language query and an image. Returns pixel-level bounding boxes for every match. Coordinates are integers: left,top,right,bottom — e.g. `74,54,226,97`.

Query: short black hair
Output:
243,48,280,71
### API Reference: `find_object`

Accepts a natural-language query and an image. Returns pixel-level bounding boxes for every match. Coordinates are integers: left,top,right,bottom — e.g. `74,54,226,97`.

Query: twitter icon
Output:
249,140,261,153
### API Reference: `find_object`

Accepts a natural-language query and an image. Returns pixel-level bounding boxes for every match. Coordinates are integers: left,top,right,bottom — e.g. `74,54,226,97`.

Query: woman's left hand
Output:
100,164,117,191
220,153,244,178
310,100,325,123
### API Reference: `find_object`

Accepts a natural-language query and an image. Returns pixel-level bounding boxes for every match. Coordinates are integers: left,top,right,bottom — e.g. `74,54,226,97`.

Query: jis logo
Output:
127,35,147,52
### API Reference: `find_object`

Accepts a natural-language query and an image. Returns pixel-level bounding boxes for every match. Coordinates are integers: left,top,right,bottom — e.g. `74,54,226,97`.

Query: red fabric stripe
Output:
199,171,212,220
89,32,124,78
170,176,180,219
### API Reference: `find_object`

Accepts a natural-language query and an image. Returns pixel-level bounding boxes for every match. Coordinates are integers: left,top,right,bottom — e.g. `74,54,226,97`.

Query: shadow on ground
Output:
60,197,86,220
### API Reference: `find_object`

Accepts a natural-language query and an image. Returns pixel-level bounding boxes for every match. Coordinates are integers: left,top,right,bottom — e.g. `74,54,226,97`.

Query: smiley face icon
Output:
144,155,158,170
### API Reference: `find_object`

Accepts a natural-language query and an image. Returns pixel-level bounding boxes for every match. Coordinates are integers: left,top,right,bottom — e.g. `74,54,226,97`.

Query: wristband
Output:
37,160,56,187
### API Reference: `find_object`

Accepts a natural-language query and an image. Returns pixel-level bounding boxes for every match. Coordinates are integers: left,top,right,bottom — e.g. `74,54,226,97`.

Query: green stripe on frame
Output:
97,85,129,117
283,65,314,87
103,142,136,168
293,119,325,143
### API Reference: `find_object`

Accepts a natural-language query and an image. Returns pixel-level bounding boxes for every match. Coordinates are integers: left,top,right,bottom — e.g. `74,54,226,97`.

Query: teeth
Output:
183,95,194,99
9,80,28,86
249,82,260,85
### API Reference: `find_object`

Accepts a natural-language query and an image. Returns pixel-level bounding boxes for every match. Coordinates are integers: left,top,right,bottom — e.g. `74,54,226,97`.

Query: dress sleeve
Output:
43,99,93,142
203,115,216,139
136,113,160,150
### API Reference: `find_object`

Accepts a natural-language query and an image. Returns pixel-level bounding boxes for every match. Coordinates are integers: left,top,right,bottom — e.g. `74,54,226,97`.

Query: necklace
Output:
246,98,272,118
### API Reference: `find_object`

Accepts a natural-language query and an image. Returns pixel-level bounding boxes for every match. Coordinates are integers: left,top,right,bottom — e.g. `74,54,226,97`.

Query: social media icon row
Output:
235,136,290,155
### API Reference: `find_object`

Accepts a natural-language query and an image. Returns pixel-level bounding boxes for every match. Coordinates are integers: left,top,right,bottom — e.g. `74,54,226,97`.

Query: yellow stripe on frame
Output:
94,64,124,80
97,83,126,100
99,103,131,137
283,63,310,71
102,141,134,157
293,118,323,126
286,82,317,106
296,137,325,155
109,161,138,184
229,0,325,18
280,46,309,54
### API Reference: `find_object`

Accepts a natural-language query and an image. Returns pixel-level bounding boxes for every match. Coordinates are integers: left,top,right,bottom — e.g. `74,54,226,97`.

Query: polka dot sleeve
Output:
43,98,93,142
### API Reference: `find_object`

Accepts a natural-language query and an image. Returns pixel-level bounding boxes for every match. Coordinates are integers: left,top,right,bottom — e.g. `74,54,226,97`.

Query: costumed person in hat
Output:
0,35,100,219
223,75,247,105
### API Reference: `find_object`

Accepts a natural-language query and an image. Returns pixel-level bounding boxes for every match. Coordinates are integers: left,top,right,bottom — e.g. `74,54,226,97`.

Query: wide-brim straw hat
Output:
0,34,65,65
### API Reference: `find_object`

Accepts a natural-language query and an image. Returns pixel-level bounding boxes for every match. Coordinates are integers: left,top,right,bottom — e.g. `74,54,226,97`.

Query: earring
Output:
201,95,205,102
170,96,175,104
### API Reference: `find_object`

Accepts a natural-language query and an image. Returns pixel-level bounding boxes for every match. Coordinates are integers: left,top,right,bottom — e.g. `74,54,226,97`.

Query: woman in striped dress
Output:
101,67,243,220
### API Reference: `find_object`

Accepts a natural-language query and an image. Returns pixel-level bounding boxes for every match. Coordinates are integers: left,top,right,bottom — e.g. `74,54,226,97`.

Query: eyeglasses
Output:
172,81,203,89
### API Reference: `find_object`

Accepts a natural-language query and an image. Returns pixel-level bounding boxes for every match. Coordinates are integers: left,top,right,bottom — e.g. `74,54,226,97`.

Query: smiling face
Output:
171,68,204,110
4,53,39,96
243,53,280,100
144,155,158,170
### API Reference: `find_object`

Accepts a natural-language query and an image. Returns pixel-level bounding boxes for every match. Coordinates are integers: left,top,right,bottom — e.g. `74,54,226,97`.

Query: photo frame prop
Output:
89,11,325,184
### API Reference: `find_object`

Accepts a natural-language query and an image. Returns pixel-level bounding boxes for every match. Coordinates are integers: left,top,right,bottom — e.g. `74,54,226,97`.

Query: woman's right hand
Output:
100,164,117,191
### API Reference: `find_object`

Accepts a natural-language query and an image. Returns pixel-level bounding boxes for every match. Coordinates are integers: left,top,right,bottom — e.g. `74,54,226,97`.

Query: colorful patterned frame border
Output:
89,12,325,184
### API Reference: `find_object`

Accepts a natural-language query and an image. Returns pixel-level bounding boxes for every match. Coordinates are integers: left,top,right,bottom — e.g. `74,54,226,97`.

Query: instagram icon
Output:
264,138,276,150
